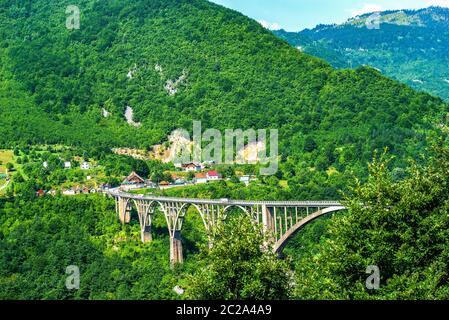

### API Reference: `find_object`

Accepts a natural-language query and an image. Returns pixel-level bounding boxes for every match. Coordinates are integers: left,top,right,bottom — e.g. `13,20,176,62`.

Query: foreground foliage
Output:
294,145,449,299
0,195,181,299
186,215,293,300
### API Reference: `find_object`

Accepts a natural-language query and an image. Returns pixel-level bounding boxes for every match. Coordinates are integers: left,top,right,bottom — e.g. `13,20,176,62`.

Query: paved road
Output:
107,189,343,207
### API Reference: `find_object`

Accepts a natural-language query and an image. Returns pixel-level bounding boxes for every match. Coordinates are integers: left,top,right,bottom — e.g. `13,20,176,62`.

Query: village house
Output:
182,162,202,172
206,170,222,181
194,173,208,184
64,161,72,169
80,162,90,170
120,171,146,191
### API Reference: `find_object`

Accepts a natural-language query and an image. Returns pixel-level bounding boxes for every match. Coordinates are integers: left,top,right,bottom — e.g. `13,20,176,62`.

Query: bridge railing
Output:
106,189,343,207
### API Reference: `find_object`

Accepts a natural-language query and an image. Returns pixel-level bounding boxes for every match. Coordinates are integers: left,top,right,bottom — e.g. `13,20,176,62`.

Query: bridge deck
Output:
107,190,342,207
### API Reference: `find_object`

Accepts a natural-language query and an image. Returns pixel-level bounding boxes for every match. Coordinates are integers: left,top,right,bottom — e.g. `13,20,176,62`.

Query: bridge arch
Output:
144,200,173,236
274,206,346,253
121,198,139,224
178,203,209,231
223,205,257,221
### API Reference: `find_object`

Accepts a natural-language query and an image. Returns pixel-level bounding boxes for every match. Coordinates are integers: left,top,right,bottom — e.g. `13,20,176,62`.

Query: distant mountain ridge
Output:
274,6,449,100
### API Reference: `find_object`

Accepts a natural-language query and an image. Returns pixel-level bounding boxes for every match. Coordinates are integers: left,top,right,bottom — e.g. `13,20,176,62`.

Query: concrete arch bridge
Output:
107,190,346,266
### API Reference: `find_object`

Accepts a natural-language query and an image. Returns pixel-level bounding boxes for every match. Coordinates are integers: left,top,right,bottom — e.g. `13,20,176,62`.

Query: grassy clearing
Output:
0,150,14,173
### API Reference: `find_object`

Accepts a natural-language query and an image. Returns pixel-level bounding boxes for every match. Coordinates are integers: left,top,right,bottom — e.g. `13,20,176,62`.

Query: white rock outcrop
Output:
124,106,141,127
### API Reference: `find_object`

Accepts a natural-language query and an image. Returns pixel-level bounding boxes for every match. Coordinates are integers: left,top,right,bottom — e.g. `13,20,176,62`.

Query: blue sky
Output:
210,0,449,31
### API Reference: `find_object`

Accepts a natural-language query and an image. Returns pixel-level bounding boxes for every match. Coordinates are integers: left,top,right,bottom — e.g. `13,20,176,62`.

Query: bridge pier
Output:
142,225,153,243
262,204,276,247
118,197,131,224
262,204,272,230
170,231,184,267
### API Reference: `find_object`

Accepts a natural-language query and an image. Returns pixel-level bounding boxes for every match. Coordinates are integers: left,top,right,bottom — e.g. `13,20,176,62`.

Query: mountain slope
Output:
0,0,447,182
274,6,449,100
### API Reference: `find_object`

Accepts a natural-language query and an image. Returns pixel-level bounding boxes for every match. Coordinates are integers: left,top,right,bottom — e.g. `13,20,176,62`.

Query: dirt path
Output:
0,179,10,192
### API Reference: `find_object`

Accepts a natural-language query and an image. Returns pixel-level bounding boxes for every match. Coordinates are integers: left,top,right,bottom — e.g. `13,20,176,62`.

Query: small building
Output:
36,189,45,197
82,186,90,194
43,161,48,168
64,162,72,169
80,162,90,170
206,170,222,181
63,189,76,196
239,175,251,186
171,174,186,185
194,173,208,184
121,171,146,191
158,181,172,190
182,163,202,172
174,178,186,185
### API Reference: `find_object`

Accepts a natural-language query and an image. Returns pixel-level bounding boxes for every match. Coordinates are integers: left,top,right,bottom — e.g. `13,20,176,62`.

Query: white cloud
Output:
351,4,384,17
258,20,282,30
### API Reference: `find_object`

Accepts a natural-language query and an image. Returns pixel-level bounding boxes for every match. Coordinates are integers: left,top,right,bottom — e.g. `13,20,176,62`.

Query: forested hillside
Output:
1,0,449,300
0,195,192,299
0,1,446,163
274,6,449,100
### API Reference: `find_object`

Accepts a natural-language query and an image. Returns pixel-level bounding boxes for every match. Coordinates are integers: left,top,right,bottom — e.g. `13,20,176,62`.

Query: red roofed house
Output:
206,170,222,181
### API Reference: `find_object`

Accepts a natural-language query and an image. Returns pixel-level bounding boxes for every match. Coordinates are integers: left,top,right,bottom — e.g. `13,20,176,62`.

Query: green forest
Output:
0,0,449,300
